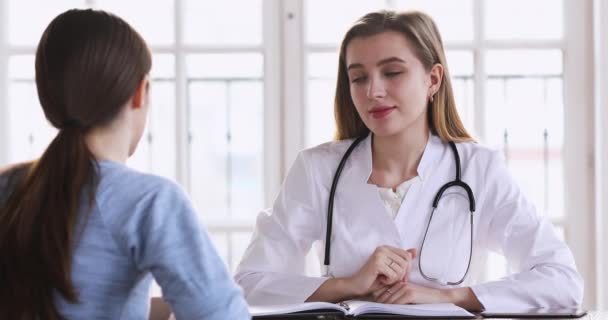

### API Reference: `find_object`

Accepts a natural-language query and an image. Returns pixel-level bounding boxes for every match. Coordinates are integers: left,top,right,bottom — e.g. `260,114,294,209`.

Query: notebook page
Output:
345,300,474,317
249,302,346,316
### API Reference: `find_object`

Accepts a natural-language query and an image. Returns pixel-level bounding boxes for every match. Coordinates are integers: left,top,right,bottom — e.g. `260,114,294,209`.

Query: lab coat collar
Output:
357,132,444,183
417,134,444,180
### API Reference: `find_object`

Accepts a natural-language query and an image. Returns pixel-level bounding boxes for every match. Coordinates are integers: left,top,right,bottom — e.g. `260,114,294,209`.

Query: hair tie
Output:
61,119,83,130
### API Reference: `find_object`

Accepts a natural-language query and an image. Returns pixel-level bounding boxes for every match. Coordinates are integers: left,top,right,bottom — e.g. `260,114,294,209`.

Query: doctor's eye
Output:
350,75,367,84
384,71,403,78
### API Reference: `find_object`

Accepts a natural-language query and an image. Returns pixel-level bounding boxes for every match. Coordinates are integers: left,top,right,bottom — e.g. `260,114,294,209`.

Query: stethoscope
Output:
323,134,476,286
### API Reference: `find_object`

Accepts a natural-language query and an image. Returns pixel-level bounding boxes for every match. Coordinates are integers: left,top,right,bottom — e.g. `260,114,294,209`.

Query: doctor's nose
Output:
366,78,386,100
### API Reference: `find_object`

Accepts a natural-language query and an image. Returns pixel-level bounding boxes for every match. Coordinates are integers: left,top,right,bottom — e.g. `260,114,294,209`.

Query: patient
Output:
0,9,249,320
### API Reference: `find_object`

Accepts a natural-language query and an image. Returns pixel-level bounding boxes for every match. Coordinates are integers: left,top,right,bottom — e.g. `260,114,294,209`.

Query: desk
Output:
149,298,605,320
252,311,605,320
481,312,606,320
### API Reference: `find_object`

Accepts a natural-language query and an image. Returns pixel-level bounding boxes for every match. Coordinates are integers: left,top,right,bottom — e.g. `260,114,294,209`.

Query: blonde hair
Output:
334,10,474,143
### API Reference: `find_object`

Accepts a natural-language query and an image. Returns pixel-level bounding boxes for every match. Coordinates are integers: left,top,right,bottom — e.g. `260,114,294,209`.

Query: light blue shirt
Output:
1,160,250,319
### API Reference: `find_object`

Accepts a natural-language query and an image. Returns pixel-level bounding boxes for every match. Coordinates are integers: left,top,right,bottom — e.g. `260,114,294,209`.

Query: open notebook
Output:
250,300,476,318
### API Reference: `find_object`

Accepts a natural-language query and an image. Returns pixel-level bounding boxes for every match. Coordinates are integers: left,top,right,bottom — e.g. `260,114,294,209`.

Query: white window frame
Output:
593,0,608,310
563,0,596,310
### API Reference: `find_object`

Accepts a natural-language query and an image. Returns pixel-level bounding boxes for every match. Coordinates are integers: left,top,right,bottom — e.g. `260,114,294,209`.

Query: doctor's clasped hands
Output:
349,246,417,297
305,246,417,303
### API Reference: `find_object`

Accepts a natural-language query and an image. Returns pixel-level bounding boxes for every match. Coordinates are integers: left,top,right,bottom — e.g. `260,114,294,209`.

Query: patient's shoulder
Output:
0,162,30,176
0,162,32,205
0,162,31,185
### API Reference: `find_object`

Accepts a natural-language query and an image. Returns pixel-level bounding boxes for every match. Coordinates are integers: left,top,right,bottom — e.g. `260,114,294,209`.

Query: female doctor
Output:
235,10,583,311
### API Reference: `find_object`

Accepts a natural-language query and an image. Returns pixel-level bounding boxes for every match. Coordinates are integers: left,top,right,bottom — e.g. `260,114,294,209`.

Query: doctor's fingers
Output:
384,252,410,280
372,247,409,269
376,282,407,304
385,250,416,273
370,285,390,301
387,283,417,304
389,249,416,281
390,247,417,264
381,248,416,272
374,261,401,285
370,248,407,283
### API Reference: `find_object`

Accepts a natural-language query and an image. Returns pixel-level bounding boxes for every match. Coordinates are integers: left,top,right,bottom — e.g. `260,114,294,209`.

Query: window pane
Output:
306,53,338,147
7,81,56,163
229,82,264,218
485,50,564,219
7,55,55,163
8,0,87,46
127,54,176,178
151,54,176,79
184,0,262,46
451,78,475,135
189,82,229,217
486,50,562,76
127,81,176,179
305,0,386,45
308,52,339,79
8,55,35,79
307,79,337,147
446,51,473,77
187,53,263,78
147,56,176,179
97,0,175,46
446,50,474,133
188,53,264,220
394,0,473,42
484,0,563,40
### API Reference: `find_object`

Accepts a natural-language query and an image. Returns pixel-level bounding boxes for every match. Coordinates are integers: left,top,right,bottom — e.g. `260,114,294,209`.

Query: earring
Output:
429,94,434,103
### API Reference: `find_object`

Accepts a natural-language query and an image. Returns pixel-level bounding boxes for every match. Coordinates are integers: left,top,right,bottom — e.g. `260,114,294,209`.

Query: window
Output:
7,54,56,162
0,0,593,297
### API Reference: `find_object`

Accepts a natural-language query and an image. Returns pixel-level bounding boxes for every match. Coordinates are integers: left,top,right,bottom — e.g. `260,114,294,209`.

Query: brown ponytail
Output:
0,9,151,319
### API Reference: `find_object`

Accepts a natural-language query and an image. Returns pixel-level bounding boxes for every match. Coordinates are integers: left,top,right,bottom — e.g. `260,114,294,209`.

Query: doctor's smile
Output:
369,106,397,119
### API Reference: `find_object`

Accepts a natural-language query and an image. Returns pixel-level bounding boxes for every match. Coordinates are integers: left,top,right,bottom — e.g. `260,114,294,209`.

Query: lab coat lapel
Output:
393,134,444,245
337,134,402,245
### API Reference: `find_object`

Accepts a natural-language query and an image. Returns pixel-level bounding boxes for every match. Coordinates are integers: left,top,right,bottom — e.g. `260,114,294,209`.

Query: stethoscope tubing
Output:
323,135,476,284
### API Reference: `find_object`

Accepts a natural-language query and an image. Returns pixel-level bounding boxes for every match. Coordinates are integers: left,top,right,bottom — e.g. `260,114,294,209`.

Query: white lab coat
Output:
235,133,583,310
